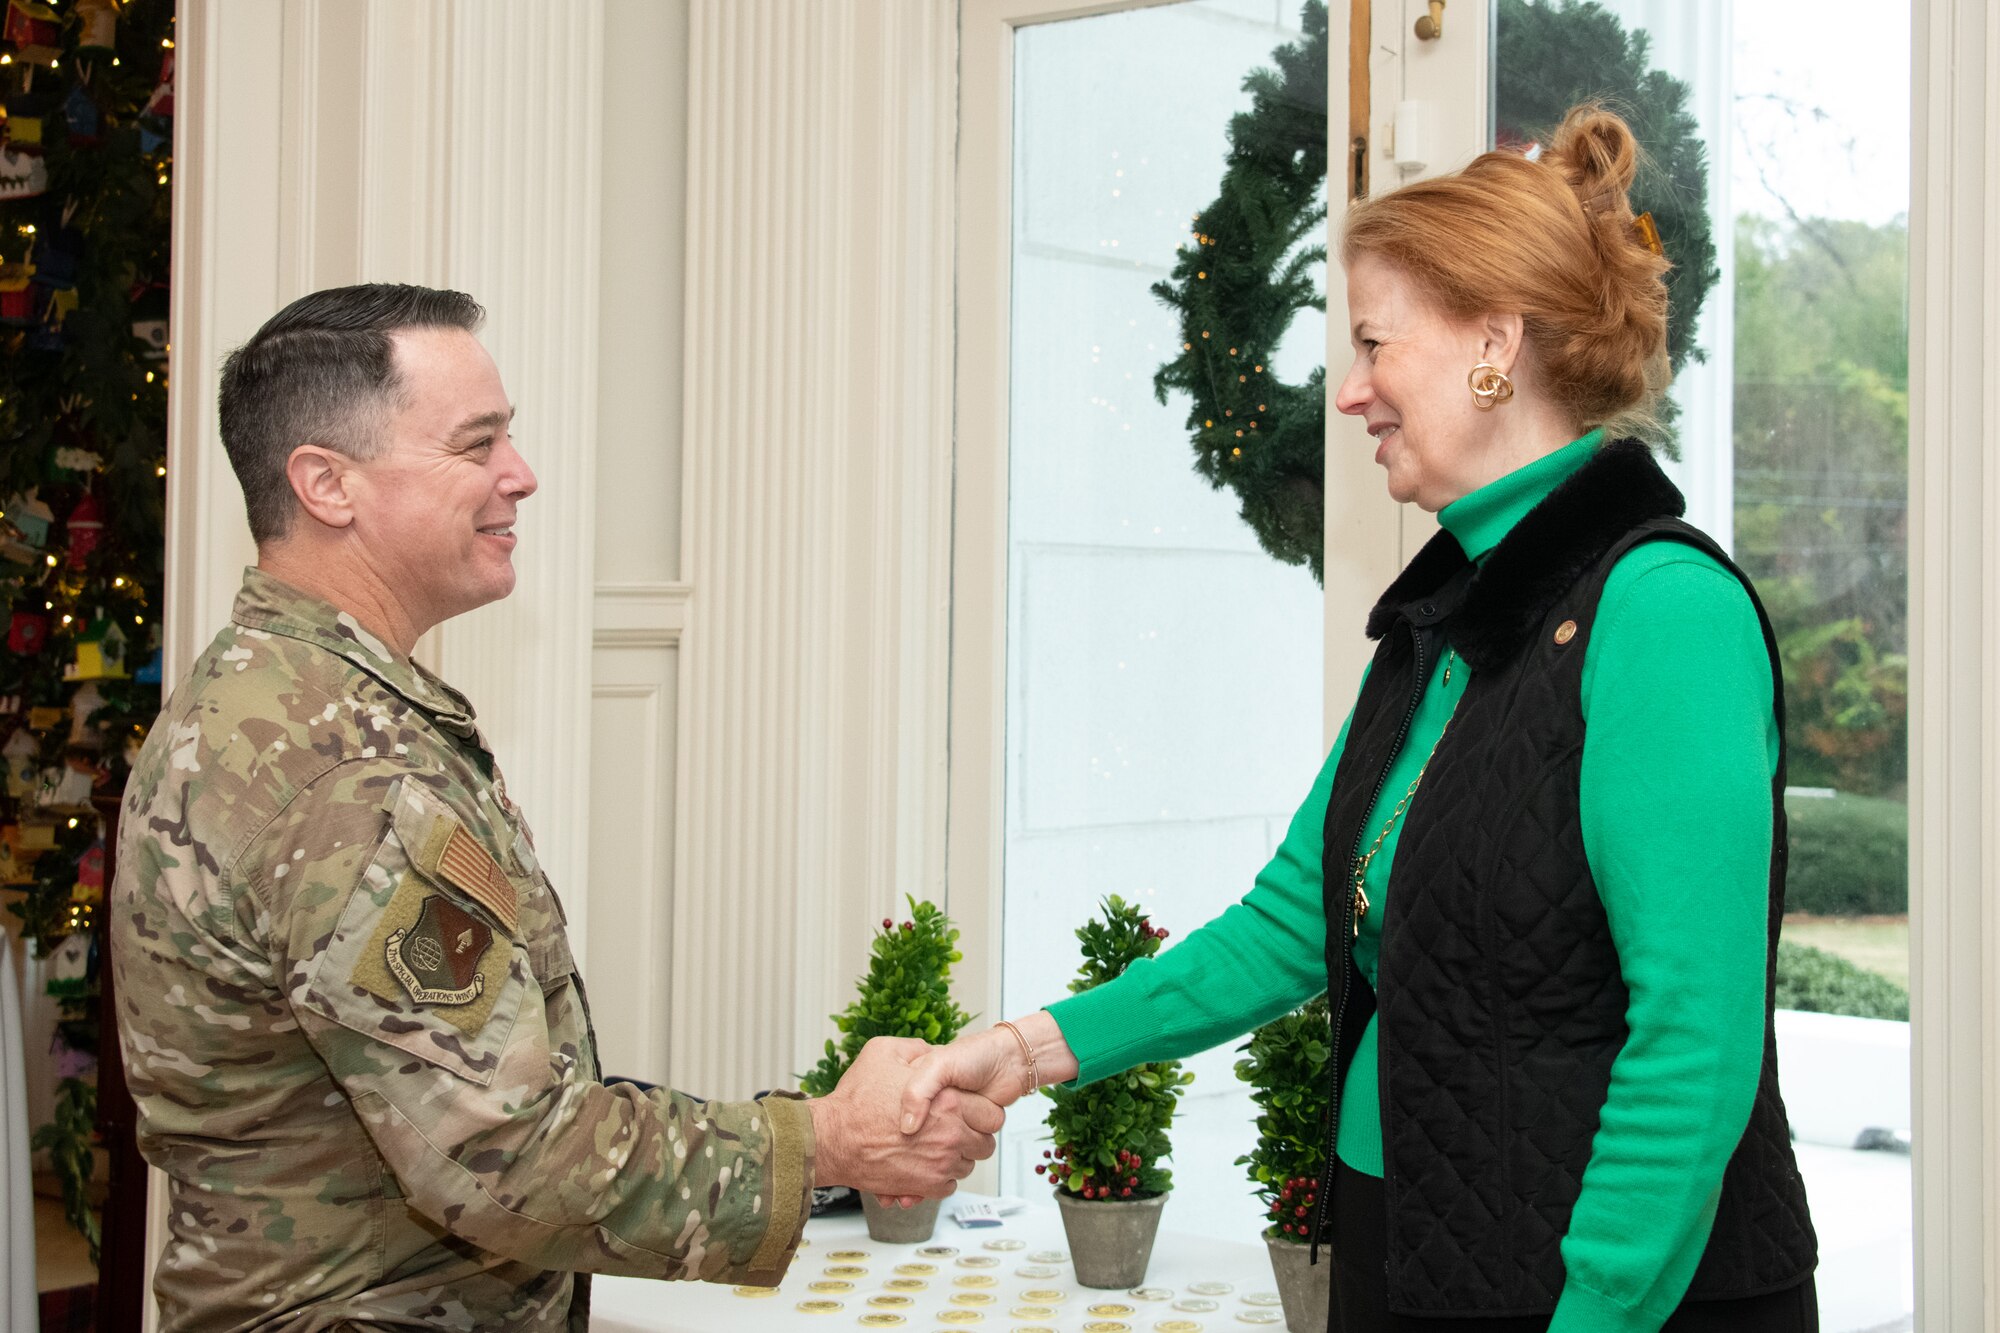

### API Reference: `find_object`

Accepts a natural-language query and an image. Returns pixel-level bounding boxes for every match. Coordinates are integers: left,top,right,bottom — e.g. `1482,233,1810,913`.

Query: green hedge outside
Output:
1783,791,1907,916
1774,940,1909,1021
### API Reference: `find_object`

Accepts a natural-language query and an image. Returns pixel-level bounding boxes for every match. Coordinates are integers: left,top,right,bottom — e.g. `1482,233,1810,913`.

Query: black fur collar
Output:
1364,438,1685,670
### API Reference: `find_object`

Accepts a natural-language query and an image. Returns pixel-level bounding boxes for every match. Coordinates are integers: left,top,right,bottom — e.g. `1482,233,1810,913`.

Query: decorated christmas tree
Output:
1,0,175,1261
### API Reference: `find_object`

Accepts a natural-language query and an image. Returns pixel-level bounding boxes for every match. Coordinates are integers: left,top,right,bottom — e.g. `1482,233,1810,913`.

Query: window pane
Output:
1001,0,1326,1242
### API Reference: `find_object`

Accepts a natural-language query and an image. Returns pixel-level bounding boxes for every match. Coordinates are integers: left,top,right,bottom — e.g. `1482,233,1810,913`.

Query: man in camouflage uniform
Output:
112,285,1000,1331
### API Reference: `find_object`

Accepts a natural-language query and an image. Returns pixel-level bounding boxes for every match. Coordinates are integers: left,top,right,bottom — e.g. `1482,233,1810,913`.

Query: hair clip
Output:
1632,211,1664,258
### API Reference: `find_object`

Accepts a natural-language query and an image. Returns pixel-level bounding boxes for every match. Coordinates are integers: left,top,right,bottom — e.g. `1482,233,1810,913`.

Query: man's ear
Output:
284,446,357,530
1477,311,1527,375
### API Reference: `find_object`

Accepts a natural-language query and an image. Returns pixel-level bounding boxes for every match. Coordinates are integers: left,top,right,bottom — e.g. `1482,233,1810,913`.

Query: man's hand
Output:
808,1037,1003,1200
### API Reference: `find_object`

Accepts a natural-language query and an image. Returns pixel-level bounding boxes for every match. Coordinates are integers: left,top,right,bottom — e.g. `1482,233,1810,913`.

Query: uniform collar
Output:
1439,429,1605,562
231,567,484,742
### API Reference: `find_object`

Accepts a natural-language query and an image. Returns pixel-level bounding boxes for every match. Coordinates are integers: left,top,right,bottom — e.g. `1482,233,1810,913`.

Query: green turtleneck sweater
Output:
1047,432,1779,1333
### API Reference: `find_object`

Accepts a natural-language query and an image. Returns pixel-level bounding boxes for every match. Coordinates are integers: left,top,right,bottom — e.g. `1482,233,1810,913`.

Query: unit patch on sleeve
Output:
387,895,493,1004
352,875,512,1036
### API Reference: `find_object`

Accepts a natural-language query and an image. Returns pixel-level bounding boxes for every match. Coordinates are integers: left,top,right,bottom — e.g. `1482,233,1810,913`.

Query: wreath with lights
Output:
1151,0,1719,583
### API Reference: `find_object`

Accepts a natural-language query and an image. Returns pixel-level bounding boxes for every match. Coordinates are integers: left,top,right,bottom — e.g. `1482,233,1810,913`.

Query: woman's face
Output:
1334,254,1497,512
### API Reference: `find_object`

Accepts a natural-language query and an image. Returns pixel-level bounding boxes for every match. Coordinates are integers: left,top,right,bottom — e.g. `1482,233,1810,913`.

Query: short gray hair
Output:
218,283,485,544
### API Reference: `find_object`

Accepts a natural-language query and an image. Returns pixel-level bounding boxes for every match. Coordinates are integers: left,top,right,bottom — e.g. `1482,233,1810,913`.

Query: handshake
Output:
804,1013,1081,1204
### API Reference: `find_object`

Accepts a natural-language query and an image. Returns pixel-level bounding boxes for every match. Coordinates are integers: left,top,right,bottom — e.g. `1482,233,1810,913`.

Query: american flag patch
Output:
430,823,518,933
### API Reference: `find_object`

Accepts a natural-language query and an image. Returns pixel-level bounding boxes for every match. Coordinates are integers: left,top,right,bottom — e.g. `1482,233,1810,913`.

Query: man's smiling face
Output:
345,327,537,630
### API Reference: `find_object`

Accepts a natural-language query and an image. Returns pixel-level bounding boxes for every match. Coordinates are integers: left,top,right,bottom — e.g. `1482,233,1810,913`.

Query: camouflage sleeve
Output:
261,761,814,1284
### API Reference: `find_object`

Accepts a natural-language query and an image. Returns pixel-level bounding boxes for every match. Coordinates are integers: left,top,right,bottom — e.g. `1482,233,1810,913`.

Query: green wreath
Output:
1152,0,1719,583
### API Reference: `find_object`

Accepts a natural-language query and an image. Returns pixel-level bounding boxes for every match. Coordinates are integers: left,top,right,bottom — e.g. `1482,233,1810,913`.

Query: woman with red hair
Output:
909,106,1819,1332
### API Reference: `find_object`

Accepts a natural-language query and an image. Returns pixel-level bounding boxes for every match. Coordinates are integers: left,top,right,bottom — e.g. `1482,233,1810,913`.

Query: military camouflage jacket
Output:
112,569,814,1332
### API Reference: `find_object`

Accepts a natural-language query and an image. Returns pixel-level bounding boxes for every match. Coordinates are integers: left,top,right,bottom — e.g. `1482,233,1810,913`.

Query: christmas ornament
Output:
42,750,100,808
73,837,103,898
8,602,47,653
67,614,127,679
133,647,161,684
0,259,34,322
3,0,60,66
65,680,103,743
3,728,38,798
142,47,173,118
63,490,102,564
75,0,119,55
4,490,53,545
44,281,75,328
52,446,100,473
0,143,46,199
0,824,33,884
25,706,62,732
60,85,98,145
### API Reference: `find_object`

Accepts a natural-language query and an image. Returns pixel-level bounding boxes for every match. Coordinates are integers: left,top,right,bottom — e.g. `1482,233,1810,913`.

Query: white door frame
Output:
960,0,2000,1323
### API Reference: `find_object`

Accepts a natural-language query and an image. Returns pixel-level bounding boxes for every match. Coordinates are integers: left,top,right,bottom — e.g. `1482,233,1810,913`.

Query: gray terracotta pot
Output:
860,1194,941,1243
1265,1235,1333,1333
1054,1189,1167,1288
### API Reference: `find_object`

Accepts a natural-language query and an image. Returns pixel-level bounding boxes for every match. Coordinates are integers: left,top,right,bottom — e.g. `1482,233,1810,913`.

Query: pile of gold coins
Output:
731,1234,1292,1330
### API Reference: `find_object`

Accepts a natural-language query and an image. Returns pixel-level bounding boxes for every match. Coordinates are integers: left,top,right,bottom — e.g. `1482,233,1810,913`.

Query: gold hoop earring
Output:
1468,361,1515,411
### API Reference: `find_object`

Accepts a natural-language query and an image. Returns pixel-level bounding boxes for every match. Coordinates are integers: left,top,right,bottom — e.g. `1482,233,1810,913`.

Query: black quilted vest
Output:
1313,441,1818,1316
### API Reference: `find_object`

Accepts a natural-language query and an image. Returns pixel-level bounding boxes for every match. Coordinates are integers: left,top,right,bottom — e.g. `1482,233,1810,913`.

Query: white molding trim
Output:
1909,0,2000,1326
593,583,693,648
674,0,956,1100
586,667,678,1086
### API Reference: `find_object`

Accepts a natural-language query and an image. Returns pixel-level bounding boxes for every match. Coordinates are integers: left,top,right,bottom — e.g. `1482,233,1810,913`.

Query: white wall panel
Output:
429,1,604,960
673,0,956,1100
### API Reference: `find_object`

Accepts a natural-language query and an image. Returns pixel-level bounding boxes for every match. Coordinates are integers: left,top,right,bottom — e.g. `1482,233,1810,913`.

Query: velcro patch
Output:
430,823,519,932
351,881,510,1036
387,895,494,1004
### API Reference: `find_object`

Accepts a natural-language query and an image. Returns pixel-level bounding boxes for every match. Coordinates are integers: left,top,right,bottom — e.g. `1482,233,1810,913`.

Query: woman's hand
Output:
899,1012,1080,1133
865,1016,1079,1210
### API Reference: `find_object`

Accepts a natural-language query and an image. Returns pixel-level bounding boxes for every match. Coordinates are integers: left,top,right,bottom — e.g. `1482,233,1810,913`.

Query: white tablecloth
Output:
590,1195,1286,1332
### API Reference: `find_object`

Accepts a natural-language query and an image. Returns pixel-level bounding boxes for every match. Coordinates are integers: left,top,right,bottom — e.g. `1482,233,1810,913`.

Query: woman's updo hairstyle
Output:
1340,104,1672,439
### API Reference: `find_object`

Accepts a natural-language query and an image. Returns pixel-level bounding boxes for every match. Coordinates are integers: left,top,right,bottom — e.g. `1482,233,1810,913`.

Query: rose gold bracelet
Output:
995,1020,1038,1099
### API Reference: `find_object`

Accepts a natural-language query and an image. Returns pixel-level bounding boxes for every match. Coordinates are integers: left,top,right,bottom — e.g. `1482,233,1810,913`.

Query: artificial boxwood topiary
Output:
798,897,972,1098
1038,896,1193,1201
1234,994,1331,1243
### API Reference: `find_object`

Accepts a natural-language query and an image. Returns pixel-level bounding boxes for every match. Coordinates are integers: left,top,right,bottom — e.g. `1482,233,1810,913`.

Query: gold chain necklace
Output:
1352,649,1456,939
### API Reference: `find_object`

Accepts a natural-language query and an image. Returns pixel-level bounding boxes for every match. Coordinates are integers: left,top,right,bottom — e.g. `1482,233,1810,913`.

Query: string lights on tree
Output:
0,0,175,1263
